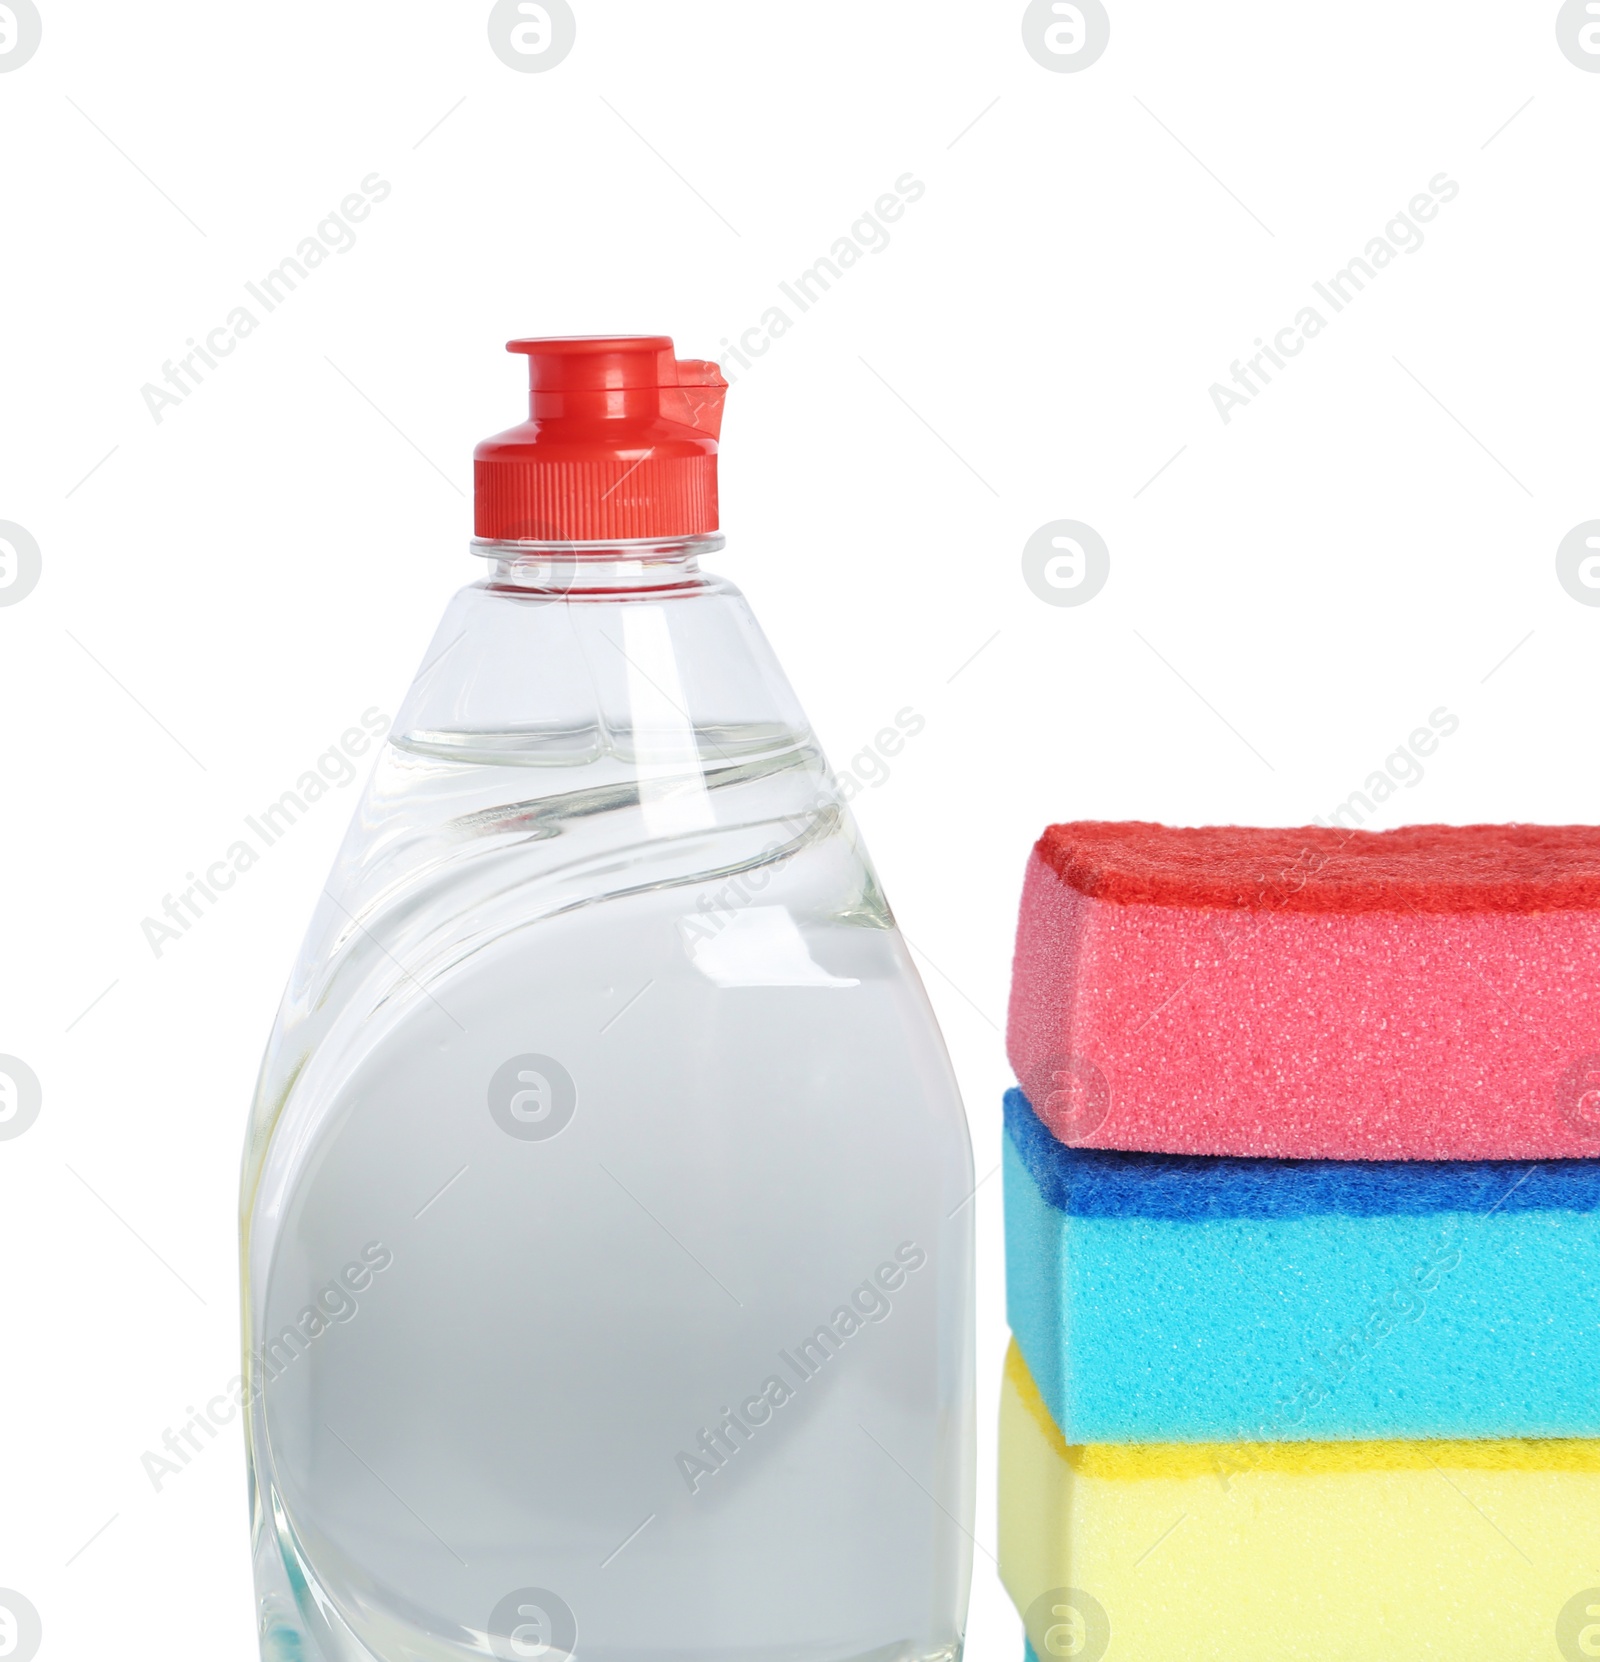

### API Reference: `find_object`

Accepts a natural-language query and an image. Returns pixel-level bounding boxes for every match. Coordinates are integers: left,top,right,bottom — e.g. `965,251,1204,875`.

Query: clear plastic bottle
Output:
240,338,975,1662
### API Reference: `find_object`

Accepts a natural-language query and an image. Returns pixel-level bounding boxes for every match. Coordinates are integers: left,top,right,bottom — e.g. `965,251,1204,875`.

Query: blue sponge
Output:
1004,1088,1600,1442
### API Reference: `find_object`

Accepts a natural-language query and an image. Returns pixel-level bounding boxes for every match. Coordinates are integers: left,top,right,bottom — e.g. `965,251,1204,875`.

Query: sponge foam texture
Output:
1008,821,1600,1159
1004,1089,1600,1442
999,1339,1600,1662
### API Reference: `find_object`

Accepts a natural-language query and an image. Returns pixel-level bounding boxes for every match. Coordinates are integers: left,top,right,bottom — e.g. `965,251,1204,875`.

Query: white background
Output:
3,2,1600,1657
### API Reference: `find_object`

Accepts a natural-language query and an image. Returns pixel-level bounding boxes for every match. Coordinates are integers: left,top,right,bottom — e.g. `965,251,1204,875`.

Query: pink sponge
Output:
1007,821,1600,1160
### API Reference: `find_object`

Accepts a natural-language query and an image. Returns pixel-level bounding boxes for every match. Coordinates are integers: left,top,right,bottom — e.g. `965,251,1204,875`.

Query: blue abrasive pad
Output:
1003,1088,1600,1442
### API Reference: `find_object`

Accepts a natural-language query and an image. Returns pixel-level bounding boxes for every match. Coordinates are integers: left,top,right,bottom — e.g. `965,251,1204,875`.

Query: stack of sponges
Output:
999,822,1600,1662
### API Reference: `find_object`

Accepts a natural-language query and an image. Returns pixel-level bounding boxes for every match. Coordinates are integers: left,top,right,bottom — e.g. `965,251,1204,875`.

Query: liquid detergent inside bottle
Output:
240,336,975,1662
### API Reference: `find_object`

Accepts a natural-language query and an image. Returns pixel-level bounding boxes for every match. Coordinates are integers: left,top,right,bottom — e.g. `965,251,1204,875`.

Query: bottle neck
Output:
470,533,723,598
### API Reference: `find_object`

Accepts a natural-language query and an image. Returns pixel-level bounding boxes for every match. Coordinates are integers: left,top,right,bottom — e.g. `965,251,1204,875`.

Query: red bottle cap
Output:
474,336,727,542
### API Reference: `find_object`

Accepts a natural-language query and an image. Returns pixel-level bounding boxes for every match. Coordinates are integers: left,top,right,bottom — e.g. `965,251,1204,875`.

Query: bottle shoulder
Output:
238,557,958,1261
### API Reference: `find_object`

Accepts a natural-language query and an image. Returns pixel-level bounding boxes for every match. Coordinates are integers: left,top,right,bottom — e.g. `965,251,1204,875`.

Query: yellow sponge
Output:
999,1339,1600,1662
